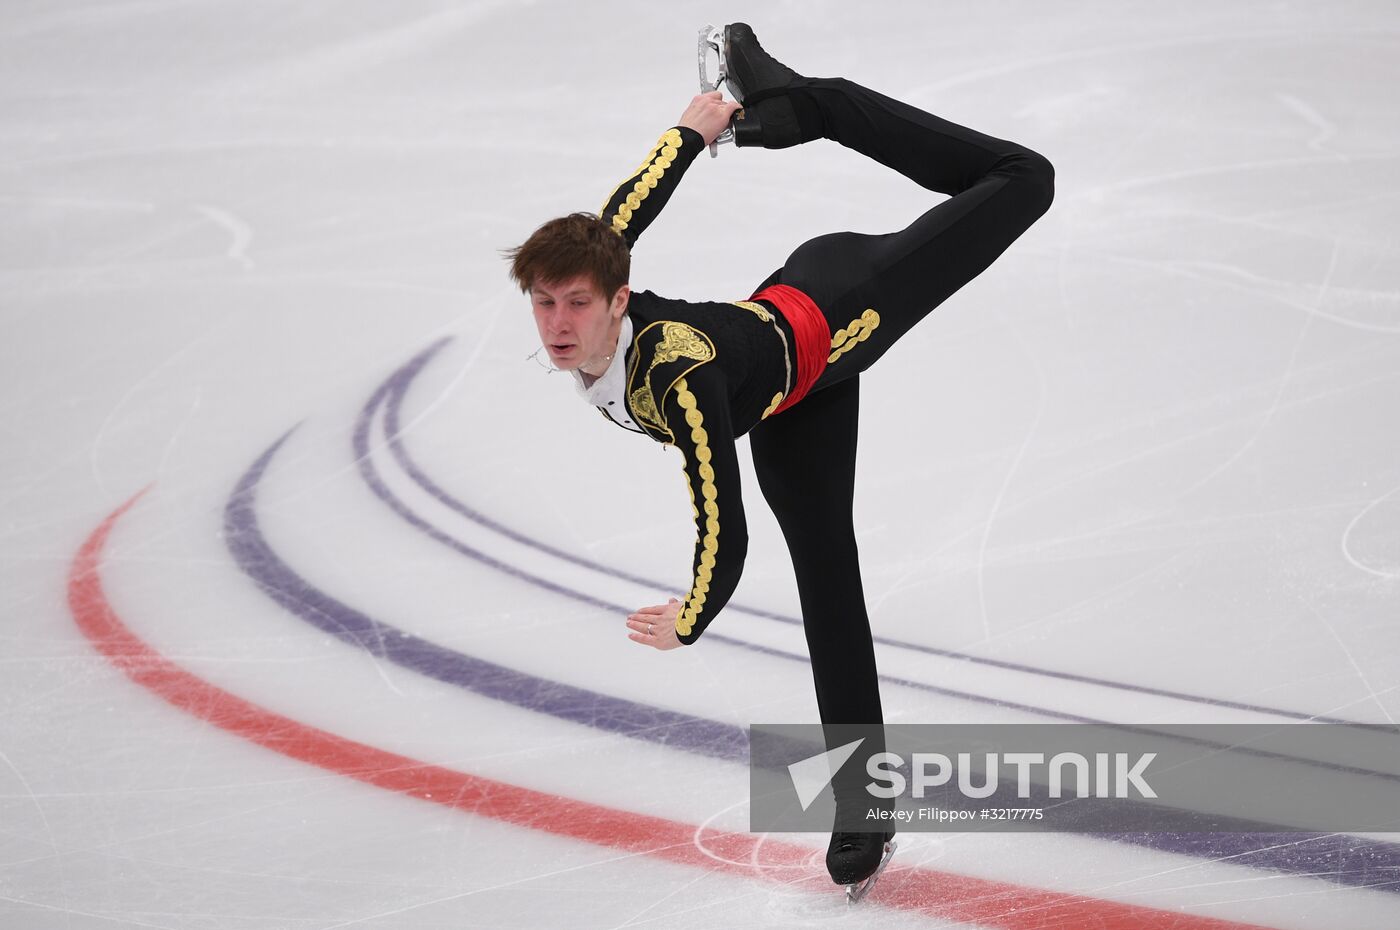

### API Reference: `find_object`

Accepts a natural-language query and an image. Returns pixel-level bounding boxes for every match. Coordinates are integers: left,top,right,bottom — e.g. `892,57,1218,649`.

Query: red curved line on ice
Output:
67,490,1279,930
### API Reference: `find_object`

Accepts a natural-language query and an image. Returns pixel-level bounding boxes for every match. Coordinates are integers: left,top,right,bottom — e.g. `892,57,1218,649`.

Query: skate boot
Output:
721,23,800,105
722,23,806,149
827,828,897,904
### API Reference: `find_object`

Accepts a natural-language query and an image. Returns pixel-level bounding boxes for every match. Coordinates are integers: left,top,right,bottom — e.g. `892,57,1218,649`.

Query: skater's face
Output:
531,275,629,374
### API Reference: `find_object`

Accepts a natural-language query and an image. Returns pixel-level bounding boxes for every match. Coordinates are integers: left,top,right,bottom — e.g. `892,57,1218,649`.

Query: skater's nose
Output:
538,308,568,334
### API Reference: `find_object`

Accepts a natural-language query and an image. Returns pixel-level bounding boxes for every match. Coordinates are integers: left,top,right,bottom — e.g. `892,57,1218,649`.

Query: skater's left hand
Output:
677,91,742,147
626,597,684,651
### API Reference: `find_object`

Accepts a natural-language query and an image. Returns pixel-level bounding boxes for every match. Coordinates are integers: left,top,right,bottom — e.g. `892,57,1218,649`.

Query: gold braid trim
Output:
601,128,684,236
731,300,774,323
828,308,881,364
673,377,717,638
627,321,715,440
734,300,791,414
599,135,665,217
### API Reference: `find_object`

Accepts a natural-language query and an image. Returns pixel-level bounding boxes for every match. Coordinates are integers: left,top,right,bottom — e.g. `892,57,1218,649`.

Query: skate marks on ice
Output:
17,6,1397,925
70,494,1293,929
363,336,1399,751
223,427,749,763
1341,478,1400,581
371,339,1385,729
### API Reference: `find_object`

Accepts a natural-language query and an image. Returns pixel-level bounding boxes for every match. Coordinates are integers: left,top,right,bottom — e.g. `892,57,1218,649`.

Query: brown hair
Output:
505,212,630,298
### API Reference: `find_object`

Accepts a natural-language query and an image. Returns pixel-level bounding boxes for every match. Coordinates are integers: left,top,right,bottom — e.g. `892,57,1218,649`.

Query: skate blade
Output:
845,840,897,905
695,24,733,157
697,24,726,91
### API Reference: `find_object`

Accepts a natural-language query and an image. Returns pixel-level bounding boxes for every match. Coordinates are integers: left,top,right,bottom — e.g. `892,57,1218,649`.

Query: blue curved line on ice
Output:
216,341,1400,894
223,427,749,763
388,337,1389,730
369,337,1400,890
378,340,1400,779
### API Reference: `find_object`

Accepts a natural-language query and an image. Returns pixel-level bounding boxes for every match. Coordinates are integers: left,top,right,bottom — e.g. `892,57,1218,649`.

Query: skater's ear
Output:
608,284,630,320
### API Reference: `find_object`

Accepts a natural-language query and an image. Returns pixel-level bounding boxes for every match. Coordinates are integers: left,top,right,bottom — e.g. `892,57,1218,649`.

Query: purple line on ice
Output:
223,428,748,762
372,339,1400,792
370,340,1111,724
388,337,1388,730
216,342,1400,894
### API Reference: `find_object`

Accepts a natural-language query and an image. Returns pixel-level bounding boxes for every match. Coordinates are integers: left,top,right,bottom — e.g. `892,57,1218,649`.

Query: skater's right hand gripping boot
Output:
677,90,743,147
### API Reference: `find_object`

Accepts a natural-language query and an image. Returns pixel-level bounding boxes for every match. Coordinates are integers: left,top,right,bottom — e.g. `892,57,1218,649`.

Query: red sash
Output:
751,284,828,417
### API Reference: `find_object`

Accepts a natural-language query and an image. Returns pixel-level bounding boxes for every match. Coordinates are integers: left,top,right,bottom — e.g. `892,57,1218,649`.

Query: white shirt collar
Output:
570,314,632,411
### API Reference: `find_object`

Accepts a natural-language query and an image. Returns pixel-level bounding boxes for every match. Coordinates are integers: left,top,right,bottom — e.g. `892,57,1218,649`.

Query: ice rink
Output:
4,0,1400,927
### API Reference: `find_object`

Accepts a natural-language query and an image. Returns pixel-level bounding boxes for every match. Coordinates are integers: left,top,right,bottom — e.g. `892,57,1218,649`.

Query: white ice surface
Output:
3,1,1400,928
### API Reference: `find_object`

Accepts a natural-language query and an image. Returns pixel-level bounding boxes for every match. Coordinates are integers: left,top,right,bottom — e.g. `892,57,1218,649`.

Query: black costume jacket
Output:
595,126,794,645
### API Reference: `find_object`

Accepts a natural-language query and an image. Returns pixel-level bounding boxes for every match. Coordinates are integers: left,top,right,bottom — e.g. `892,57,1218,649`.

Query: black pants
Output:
748,77,1053,790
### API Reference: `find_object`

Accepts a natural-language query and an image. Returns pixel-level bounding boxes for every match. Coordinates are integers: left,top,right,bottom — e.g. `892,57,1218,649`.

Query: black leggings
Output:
749,77,1053,747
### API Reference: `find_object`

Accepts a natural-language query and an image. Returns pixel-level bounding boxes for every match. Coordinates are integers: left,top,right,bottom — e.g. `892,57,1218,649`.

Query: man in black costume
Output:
508,23,1054,894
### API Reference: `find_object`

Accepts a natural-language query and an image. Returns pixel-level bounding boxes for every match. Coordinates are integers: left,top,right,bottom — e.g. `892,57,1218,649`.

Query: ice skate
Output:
698,23,806,151
827,829,897,904
720,23,806,150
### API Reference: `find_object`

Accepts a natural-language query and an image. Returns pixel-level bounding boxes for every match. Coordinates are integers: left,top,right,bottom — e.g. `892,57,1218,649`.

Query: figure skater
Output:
506,23,1053,898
